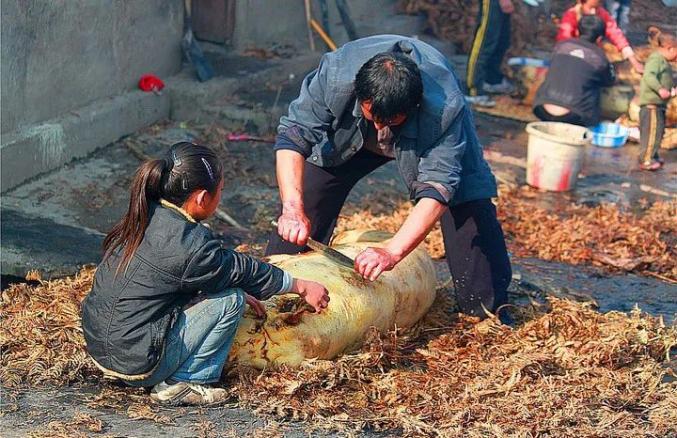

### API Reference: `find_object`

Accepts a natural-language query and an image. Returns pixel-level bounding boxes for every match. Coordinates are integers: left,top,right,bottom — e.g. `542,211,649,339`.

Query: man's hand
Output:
354,198,446,282
275,150,310,246
292,279,330,313
499,0,515,14
245,294,266,318
355,247,399,282
658,88,671,100
277,202,311,246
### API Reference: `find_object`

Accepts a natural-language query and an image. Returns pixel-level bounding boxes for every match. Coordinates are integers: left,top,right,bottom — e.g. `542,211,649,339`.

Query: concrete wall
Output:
1,0,183,190
229,0,420,52
0,0,414,191
1,0,183,134
231,0,309,51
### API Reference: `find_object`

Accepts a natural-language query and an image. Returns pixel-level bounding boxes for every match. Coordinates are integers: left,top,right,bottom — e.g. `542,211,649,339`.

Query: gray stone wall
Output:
1,0,183,190
1,0,183,135
231,0,309,51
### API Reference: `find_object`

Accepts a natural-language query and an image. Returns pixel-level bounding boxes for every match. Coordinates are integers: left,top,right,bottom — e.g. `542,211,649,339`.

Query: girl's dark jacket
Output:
81,202,286,379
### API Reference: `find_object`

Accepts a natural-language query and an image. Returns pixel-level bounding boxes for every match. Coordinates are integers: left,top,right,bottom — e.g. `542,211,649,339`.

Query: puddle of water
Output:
512,258,677,324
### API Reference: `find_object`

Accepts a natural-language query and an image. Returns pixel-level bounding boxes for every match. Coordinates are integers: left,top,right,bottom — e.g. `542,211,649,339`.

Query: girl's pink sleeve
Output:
557,9,578,42
599,8,629,50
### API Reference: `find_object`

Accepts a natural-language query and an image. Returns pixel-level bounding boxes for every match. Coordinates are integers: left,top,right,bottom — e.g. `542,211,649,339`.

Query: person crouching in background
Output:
81,142,329,406
558,0,643,73
533,15,615,126
637,32,676,171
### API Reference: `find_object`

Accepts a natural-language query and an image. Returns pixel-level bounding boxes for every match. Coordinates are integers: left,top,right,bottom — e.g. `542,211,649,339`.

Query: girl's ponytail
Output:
102,142,223,274
103,158,167,273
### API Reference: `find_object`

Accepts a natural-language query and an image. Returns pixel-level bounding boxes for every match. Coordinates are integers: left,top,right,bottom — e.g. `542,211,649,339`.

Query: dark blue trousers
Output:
265,149,511,318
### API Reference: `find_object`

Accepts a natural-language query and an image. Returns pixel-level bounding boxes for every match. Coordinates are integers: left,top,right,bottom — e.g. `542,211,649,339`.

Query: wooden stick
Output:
304,0,316,51
310,18,337,51
645,271,677,284
214,209,247,230
639,184,675,199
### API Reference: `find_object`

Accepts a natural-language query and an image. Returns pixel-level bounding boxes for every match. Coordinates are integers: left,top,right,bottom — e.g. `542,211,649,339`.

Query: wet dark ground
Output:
509,258,677,324
1,385,389,437
476,114,677,211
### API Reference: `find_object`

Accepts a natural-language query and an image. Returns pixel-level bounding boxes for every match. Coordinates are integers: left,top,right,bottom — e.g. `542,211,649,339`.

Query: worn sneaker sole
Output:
151,384,231,406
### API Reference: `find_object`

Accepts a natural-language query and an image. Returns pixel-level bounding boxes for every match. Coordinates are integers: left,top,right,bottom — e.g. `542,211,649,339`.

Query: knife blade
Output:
271,221,355,268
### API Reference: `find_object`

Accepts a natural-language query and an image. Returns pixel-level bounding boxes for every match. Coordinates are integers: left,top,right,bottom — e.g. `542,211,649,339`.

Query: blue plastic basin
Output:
588,123,629,148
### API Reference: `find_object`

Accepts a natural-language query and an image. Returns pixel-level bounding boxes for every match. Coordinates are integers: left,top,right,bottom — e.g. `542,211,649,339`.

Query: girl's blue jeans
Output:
126,288,245,387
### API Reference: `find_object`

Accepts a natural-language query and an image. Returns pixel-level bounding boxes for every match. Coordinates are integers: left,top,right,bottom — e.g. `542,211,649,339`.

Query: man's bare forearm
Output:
275,150,312,245
276,150,305,211
385,198,447,262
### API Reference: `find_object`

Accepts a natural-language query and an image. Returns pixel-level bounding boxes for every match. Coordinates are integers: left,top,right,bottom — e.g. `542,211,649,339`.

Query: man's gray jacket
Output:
275,34,497,206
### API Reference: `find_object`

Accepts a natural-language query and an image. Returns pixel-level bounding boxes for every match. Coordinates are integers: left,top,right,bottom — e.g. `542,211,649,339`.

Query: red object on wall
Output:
138,74,165,94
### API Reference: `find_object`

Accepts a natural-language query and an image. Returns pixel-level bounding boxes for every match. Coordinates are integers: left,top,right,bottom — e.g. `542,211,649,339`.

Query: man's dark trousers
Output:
466,0,512,95
265,149,512,318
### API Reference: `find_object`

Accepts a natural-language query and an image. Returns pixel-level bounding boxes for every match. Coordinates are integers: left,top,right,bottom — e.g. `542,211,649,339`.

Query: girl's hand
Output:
658,88,671,100
245,294,266,318
293,279,330,313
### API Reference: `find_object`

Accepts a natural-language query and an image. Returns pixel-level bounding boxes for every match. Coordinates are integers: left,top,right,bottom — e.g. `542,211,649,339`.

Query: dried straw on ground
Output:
1,185,676,436
27,412,104,438
337,186,677,281
1,262,676,436
231,295,677,437
498,186,677,281
0,268,98,387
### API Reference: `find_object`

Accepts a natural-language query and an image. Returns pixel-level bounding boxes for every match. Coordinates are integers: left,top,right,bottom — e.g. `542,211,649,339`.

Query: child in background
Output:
638,33,676,171
81,142,329,405
558,0,643,73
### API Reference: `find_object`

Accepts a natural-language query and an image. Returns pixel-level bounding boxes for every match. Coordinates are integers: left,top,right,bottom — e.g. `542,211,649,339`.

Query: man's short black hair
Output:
579,15,606,43
354,52,423,120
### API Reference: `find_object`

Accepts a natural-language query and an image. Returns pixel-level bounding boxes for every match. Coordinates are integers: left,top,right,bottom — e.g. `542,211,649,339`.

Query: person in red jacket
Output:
557,0,643,73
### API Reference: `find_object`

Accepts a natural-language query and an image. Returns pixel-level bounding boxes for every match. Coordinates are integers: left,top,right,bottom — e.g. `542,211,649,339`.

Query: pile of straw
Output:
498,186,677,281
0,268,98,387
398,0,560,56
337,186,677,281
398,0,675,57
1,269,675,436
230,294,676,436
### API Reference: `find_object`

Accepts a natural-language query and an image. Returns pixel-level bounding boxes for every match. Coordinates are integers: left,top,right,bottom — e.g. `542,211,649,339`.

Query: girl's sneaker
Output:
639,160,663,171
151,381,229,406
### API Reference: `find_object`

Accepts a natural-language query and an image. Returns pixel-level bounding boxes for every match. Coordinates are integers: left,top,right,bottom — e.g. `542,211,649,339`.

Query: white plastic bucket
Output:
525,122,590,192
